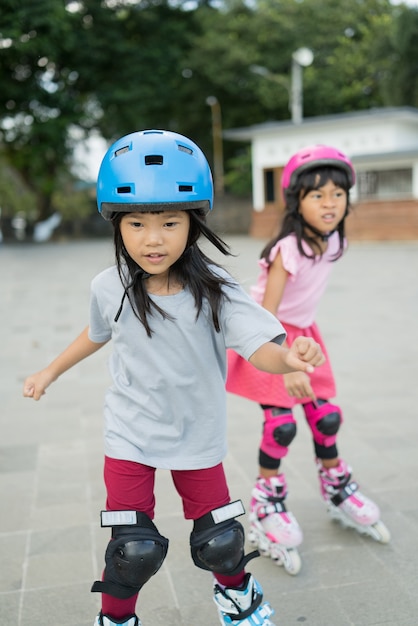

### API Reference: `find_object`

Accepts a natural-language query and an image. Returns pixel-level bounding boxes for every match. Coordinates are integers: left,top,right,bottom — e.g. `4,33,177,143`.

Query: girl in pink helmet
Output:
226,144,390,576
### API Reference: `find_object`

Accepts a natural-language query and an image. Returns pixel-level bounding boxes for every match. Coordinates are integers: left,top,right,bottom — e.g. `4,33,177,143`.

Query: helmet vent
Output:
145,155,163,165
115,146,130,157
117,186,132,194
178,144,193,155
179,185,193,192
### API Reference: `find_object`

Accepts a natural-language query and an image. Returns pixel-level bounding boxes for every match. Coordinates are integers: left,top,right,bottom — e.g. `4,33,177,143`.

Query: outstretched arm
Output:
248,335,325,376
23,326,108,401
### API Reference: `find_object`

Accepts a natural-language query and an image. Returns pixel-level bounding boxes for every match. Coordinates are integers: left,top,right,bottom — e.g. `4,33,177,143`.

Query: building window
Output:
264,169,275,202
357,168,412,200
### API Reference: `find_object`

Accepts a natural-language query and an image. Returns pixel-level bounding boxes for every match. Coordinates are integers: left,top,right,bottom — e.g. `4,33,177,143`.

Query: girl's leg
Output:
172,464,277,623
171,464,245,587
249,405,303,575
104,456,156,516
101,457,156,620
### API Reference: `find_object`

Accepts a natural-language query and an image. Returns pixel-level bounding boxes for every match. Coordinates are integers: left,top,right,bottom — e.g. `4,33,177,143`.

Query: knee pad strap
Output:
304,401,343,448
91,511,169,599
260,408,297,460
190,501,258,575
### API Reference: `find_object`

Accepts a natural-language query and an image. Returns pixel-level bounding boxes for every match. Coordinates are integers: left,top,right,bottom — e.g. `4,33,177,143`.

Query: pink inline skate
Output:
248,474,303,575
317,459,390,543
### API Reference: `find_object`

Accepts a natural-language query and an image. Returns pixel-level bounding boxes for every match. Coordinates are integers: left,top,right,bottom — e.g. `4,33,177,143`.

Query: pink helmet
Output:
281,145,355,195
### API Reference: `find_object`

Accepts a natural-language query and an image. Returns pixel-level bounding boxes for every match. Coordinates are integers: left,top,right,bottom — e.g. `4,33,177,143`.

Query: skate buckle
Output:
257,502,286,519
331,480,359,507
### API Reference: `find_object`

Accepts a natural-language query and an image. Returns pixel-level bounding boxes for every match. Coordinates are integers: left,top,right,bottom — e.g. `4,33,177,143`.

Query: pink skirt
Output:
226,322,336,407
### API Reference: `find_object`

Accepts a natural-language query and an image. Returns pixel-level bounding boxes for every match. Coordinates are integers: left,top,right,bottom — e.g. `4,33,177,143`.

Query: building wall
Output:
346,199,418,241
249,198,418,241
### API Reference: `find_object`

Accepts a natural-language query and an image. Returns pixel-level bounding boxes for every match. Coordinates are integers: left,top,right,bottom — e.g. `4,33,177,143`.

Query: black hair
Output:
112,208,233,337
261,166,351,264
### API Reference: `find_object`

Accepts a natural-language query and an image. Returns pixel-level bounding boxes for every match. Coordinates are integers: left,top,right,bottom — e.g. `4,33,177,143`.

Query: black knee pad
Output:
319,412,340,434
190,501,258,576
304,400,342,447
260,407,297,460
91,511,169,599
273,420,297,446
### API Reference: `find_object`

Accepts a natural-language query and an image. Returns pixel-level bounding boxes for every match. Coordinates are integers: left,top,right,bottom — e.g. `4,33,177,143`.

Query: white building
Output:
224,107,418,240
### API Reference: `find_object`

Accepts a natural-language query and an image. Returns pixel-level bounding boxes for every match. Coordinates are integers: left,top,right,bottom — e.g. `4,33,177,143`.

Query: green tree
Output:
0,0,208,220
0,154,35,218
1,0,417,224
380,5,418,106
190,0,396,121
0,0,92,220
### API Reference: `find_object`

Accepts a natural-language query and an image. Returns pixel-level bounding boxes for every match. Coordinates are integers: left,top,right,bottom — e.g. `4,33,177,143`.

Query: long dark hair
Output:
112,208,232,337
261,166,351,263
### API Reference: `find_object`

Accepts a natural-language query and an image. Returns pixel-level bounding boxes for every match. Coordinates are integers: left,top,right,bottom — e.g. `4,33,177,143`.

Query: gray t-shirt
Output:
89,265,286,470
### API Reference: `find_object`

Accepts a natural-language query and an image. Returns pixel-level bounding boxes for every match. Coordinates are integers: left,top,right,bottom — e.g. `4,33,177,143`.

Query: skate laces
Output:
252,475,288,517
256,475,287,499
319,460,351,490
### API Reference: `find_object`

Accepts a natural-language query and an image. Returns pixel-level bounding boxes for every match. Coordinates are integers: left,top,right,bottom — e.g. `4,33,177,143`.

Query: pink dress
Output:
226,233,341,407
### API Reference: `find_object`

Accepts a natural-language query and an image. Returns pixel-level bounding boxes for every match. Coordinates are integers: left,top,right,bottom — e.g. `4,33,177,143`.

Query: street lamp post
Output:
291,47,314,124
250,47,314,124
206,96,225,196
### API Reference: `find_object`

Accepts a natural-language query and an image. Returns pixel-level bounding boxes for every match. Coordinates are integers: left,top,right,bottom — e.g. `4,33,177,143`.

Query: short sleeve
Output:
88,277,113,343
266,236,301,280
220,276,286,360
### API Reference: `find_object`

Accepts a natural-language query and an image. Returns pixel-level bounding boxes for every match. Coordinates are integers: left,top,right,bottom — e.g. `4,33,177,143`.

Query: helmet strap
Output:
300,215,335,242
114,268,152,322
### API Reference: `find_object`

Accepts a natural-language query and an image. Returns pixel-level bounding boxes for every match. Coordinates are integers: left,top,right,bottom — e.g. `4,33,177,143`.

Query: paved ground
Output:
1,235,418,626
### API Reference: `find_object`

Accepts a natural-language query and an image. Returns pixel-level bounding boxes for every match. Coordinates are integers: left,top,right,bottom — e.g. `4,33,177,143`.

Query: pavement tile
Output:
1,237,418,625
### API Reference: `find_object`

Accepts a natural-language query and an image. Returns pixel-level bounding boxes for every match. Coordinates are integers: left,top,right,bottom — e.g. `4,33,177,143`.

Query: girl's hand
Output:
23,369,56,401
249,336,325,377
284,371,315,400
22,327,107,402
285,336,325,374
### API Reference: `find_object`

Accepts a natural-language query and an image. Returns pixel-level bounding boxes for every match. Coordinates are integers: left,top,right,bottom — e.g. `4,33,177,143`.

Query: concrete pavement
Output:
1,235,418,626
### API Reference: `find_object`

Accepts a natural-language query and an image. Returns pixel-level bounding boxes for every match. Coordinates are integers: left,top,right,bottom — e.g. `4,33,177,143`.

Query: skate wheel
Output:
369,520,391,544
272,546,302,576
282,547,302,576
247,528,270,556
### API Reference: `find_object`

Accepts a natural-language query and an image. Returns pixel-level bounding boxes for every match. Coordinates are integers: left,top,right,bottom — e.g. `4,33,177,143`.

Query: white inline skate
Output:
94,612,141,626
317,458,390,543
214,572,276,625
248,474,303,575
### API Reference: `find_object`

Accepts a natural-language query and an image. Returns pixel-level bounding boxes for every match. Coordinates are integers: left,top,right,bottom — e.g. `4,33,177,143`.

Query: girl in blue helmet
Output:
226,145,390,578
23,130,324,626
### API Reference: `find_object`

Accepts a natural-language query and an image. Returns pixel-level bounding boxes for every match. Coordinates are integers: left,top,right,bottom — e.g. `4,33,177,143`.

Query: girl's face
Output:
120,210,190,285
299,178,347,236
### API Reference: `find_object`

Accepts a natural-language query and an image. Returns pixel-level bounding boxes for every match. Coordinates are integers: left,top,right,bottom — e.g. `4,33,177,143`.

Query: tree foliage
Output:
0,0,417,221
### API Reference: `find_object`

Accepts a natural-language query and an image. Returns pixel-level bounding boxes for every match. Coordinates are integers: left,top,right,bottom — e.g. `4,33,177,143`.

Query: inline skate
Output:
317,458,390,543
248,474,303,575
214,572,276,625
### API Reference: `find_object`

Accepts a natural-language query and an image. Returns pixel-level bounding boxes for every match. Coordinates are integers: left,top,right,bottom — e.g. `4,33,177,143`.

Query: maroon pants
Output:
101,456,245,619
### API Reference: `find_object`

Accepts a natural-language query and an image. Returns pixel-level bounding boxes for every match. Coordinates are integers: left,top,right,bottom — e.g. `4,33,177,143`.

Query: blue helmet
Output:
97,129,214,220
